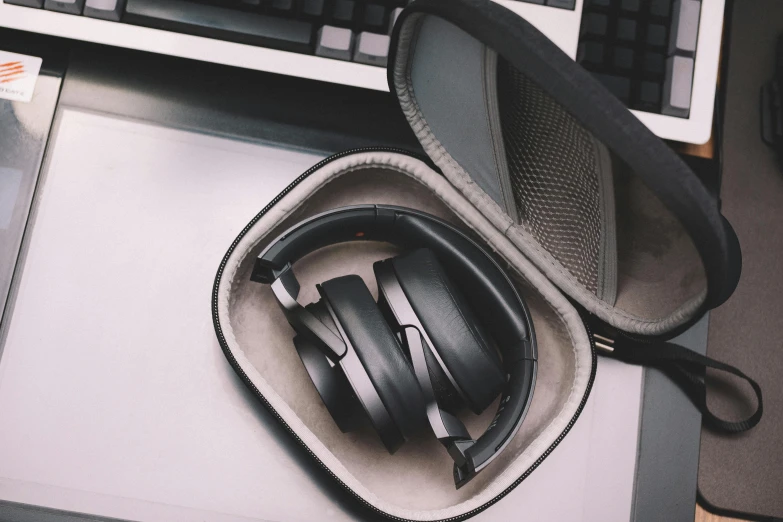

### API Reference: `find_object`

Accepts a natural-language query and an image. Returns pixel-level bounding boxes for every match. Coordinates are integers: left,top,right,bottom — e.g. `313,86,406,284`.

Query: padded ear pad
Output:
391,249,506,414
292,334,364,433
319,275,428,439
296,300,365,432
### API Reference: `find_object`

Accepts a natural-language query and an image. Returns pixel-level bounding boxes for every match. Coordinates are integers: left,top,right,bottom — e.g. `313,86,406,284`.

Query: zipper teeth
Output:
211,146,599,522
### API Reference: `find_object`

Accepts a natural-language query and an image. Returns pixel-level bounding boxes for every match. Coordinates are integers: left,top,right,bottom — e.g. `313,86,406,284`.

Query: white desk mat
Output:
0,109,642,522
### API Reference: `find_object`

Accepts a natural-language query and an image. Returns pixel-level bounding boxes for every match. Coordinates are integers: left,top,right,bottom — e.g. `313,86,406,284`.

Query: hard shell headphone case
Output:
213,1,748,520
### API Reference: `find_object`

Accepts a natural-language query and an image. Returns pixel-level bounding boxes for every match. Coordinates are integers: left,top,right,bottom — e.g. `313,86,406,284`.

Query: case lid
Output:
387,0,741,336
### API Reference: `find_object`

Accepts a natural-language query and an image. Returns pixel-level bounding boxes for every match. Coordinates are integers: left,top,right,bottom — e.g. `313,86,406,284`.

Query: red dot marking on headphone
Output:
355,232,365,237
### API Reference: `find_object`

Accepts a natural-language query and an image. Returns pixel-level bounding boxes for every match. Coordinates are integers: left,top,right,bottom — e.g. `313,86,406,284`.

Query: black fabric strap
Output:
604,339,763,433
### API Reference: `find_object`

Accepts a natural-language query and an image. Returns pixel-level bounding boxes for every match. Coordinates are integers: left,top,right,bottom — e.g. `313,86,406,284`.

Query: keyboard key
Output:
300,0,324,17
669,0,700,55
363,4,386,32
332,0,356,24
124,0,314,54
577,41,604,67
650,0,671,17
662,55,694,117
84,0,125,21
639,81,661,105
581,13,608,38
613,47,634,69
353,32,390,67
616,18,637,41
546,0,576,9
593,73,631,102
316,25,354,61
44,0,84,14
621,0,640,12
646,24,667,47
643,52,665,75
270,0,294,13
4,0,45,7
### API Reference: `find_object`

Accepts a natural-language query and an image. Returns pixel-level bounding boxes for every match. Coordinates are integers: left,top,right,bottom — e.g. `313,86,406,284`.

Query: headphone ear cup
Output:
422,345,465,414
319,275,428,440
293,333,364,433
375,288,463,414
390,249,506,414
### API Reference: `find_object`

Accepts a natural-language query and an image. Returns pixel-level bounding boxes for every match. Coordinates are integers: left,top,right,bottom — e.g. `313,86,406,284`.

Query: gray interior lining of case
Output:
217,153,593,520
396,13,707,336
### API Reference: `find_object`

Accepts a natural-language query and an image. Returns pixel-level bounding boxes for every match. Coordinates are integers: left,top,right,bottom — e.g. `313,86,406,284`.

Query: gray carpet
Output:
699,1,783,518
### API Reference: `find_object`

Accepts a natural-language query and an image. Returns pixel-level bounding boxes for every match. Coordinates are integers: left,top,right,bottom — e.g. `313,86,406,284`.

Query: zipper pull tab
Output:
593,331,657,366
582,312,624,356
593,333,616,355
583,313,649,363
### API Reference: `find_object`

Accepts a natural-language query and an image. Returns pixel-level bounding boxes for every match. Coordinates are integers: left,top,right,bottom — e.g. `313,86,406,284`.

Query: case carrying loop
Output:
598,337,763,433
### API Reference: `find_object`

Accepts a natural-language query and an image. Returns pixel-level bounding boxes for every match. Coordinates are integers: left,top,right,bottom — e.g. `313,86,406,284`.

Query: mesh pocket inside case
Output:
497,58,615,299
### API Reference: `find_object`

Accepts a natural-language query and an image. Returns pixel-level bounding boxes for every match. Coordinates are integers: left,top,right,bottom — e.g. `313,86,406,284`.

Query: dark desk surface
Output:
698,0,783,520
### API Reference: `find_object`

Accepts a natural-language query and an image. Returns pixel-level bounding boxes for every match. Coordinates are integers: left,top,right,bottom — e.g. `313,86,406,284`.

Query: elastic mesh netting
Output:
497,58,604,295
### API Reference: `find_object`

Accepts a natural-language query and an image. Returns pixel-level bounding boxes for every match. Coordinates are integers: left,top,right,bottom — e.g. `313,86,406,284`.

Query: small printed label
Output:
0,50,43,103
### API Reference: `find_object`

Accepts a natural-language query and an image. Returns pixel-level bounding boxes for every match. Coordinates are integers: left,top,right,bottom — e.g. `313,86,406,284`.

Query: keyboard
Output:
578,0,702,117
0,0,723,143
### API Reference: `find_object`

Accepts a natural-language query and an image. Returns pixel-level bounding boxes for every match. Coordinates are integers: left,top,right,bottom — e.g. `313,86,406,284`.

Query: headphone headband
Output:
252,205,392,284
253,205,536,486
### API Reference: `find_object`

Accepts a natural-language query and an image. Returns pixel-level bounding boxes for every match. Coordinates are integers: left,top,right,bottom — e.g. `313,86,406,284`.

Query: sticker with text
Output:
0,50,43,103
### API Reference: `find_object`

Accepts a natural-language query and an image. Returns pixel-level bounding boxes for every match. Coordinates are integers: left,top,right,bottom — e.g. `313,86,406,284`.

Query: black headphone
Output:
250,205,537,488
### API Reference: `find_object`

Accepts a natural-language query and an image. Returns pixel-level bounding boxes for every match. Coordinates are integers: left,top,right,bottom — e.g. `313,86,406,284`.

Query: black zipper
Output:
211,146,599,522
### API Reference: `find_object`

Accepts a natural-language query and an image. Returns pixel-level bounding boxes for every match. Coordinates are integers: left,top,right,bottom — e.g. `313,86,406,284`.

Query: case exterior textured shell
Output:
213,1,744,520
